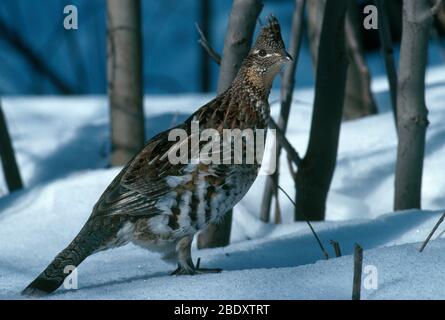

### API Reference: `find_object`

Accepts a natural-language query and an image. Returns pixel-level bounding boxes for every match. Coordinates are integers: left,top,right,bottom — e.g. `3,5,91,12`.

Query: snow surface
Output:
1,66,445,299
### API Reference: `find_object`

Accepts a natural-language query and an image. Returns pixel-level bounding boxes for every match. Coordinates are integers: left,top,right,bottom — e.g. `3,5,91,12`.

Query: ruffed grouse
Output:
23,16,291,296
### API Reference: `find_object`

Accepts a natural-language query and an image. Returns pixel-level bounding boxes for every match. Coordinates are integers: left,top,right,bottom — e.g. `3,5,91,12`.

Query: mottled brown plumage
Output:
22,16,290,297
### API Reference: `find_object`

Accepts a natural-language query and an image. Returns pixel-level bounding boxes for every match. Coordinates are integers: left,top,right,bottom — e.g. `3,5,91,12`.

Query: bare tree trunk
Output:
198,0,263,249
342,0,378,121
107,0,145,166
394,0,433,210
216,0,263,93
307,0,376,120
294,0,348,221
376,0,399,126
260,0,306,223
0,101,23,193
199,0,211,92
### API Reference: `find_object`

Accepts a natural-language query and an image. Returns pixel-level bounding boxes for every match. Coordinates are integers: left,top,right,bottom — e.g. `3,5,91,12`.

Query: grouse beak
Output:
282,51,293,62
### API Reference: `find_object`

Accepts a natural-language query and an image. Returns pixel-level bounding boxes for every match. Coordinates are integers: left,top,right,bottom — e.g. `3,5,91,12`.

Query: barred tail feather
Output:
22,226,101,297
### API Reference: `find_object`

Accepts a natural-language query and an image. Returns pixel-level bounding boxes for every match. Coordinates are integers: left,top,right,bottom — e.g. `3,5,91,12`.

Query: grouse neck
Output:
231,66,270,101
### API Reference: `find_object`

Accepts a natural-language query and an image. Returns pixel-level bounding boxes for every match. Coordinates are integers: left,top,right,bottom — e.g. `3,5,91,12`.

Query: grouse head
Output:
238,15,292,93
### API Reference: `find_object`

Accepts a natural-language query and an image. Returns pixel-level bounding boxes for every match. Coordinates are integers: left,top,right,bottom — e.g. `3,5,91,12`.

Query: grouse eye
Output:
258,49,267,57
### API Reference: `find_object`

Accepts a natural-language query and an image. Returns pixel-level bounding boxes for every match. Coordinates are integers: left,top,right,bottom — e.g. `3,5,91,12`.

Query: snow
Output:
1,65,445,299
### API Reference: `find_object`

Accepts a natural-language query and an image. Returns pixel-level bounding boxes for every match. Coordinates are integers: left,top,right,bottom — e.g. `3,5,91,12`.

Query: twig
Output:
375,0,398,128
344,5,377,119
345,7,368,77
269,167,282,224
195,23,222,65
330,240,342,257
352,243,363,300
273,179,282,224
419,212,445,252
286,153,297,180
0,101,23,192
269,118,302,167
198,0,211,92
431,0,442,15
0,19,78,94
258,17,265,27
277,185,329,260
270,98,313,108
408,0,440,24
436,227,445,239
169,111,180,128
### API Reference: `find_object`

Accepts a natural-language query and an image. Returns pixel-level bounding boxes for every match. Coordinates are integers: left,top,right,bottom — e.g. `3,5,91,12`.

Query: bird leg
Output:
171,236,222,275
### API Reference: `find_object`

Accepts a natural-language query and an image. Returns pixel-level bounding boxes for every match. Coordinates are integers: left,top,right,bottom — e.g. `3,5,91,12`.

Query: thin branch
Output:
352,243,363,300
0,18,78,94
407,0,440,24
0,100,23,192
419,212,445,252
343,4,377,120
330,240,342,257
345,15,368,76
269,117,302,167
258,17,265,27
437,227,445,239
286,153,297,180
269,159,282,224
431,0,442,15
375,0,398,127
277,185,329,260
196,23,222,65
273,177,282,224
198,0,211,92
